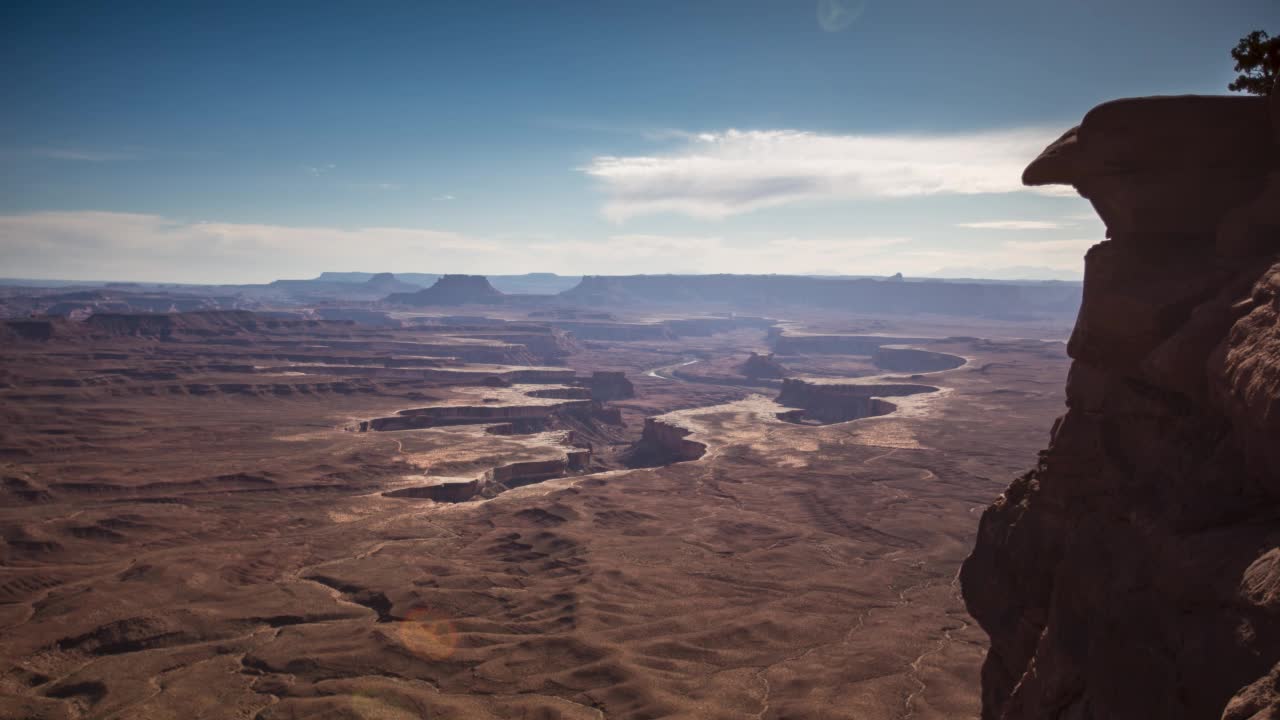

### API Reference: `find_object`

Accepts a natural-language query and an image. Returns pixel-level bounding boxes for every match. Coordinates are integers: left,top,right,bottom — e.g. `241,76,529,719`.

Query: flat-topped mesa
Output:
962,90,1280,720
738,352,787,378
871,346,965,373
775,378,935,425
384,274,505,306
586,371,635,401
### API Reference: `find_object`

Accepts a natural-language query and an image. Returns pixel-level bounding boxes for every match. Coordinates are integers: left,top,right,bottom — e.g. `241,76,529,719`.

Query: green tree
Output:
1228,30,1280,95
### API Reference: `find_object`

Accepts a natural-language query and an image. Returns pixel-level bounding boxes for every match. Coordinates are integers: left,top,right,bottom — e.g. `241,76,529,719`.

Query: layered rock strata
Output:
961,91,1280,719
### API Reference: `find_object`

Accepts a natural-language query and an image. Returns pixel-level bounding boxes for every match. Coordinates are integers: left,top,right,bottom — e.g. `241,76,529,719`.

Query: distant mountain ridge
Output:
313,272,580,294
553,274,1080,318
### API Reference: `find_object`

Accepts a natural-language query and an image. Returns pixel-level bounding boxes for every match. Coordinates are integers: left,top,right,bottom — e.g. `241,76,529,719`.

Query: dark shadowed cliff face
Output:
961,91,1280,719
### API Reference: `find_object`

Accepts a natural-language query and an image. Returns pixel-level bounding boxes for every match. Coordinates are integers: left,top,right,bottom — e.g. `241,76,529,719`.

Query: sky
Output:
1,0,1276,284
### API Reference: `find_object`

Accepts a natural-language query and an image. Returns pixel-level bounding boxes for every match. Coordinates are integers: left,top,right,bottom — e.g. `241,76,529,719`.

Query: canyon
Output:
0,283,1074,718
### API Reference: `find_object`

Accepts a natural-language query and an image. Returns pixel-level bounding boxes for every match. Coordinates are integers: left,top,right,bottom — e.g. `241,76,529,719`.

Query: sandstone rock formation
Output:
738,351,788,378
961,90,1280,719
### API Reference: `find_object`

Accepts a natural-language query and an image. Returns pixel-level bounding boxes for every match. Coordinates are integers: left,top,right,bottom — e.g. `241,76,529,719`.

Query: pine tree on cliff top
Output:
1228,30,1280,95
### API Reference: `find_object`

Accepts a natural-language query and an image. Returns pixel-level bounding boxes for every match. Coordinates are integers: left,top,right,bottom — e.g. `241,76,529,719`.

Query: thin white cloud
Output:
817,0,866,32
0,211,497,284
582,127,1074,221
33,148,136,162
303,163,336,176
433,194,456,201
345,182,403,191
956,220,1067,230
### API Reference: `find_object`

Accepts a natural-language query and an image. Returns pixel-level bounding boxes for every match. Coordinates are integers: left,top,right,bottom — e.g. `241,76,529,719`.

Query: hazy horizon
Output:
0,265,1086,287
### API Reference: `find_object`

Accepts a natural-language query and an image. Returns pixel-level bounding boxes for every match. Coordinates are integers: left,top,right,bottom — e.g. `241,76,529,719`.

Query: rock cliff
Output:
961,90,1280,719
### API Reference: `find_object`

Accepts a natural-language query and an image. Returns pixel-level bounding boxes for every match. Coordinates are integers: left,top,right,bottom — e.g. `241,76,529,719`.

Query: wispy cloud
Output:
0,211,496,284
303,163,336,176
956,220,1067,230
817,0,867,32
345,182,403,191
33,147,136,162
582,127,1074,221
433,193,456,201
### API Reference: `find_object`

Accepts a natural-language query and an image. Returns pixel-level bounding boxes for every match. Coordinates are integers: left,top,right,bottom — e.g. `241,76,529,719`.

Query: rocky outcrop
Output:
586,371,635,400
738,352,788,378
624,418,707,467
775,378,935,424
384,275,505,306
961,91,1280,719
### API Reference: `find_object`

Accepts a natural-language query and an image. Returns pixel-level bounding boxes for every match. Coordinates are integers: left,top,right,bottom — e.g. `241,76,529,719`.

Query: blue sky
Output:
1,0,1275,283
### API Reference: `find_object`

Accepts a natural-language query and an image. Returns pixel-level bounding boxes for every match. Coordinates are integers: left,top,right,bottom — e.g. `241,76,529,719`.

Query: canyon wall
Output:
625,418,707,467
961,91,1280,718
